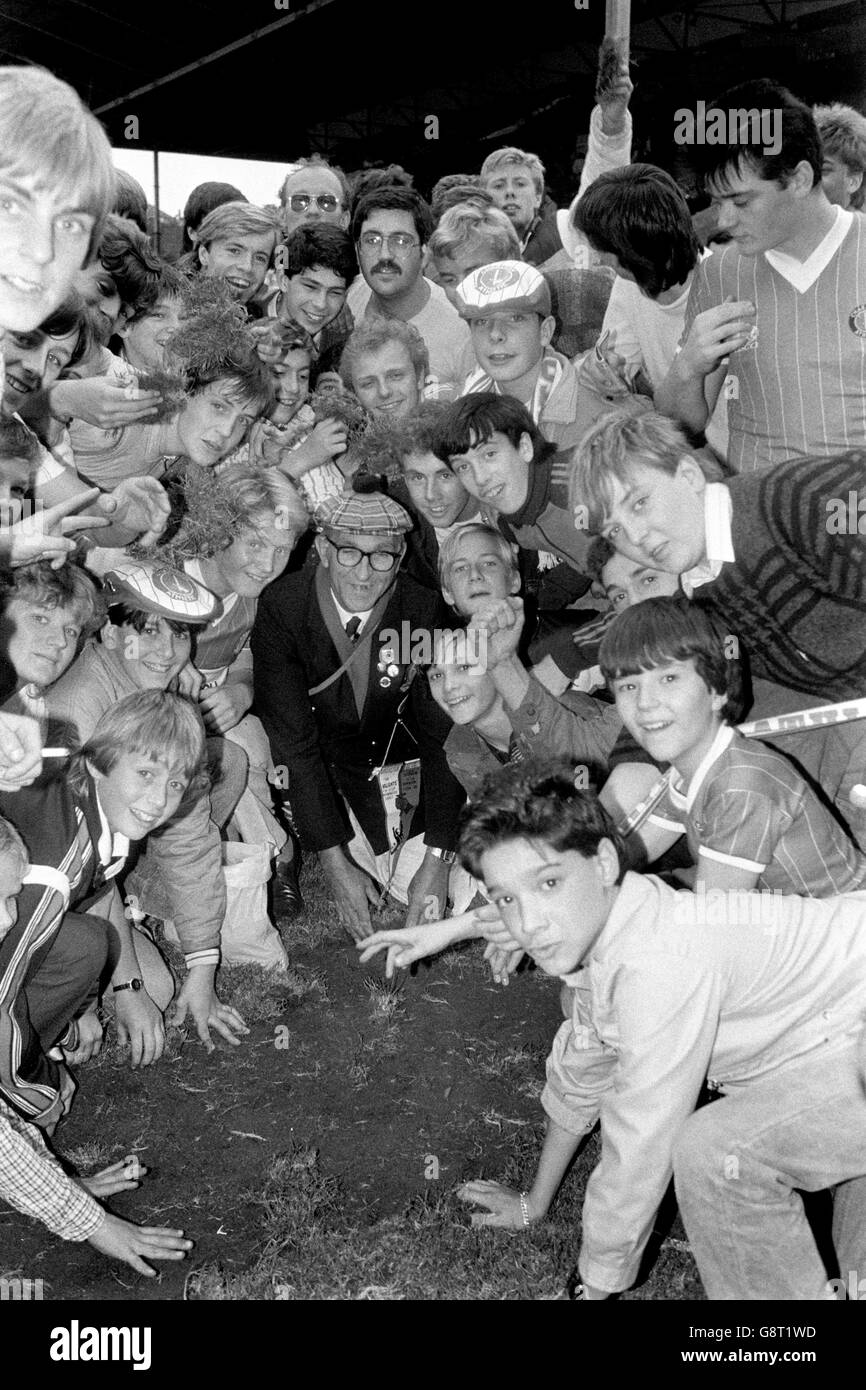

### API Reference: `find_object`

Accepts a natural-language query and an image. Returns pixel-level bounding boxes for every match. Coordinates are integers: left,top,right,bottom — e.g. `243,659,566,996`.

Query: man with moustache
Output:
347,188,471,400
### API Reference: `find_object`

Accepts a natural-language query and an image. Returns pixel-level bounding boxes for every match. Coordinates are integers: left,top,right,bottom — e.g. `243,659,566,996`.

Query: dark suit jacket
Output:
251,565,466,855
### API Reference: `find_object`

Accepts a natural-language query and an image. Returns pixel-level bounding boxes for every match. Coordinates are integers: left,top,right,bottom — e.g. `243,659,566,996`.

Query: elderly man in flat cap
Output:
252,492,472,941
47,559,250,1055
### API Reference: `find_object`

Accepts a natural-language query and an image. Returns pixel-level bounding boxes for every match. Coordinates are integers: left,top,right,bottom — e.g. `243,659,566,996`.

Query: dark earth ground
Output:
1,869,703,1301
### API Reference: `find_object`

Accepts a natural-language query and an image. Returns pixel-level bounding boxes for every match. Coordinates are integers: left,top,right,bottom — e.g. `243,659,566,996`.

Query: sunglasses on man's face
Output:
288,194,340,213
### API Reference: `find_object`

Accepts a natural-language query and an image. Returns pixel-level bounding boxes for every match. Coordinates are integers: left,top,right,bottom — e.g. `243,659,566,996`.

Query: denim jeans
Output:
672,1038,866,1299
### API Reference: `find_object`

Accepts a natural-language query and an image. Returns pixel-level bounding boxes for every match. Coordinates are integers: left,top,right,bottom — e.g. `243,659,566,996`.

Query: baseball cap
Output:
323,492,412,538
103,561,220,624
455,260,552,320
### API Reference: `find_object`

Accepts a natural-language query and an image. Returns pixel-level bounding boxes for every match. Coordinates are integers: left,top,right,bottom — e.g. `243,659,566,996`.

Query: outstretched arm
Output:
357,909,484,976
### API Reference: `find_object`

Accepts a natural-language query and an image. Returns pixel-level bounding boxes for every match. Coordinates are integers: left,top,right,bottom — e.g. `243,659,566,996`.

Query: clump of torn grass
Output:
218,963,328,1023
364,977,404,1024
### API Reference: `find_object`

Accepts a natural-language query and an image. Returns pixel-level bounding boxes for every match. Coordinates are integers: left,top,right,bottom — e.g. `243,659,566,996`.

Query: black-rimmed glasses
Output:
324,537,400,571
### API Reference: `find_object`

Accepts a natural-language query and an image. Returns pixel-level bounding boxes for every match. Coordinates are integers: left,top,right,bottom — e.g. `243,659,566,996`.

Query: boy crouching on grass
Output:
360,758,866,1300
0,691,208,1132
0,816,192,1276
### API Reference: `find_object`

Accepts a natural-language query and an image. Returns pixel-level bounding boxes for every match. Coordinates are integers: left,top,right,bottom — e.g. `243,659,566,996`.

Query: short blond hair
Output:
480,147,545,196
429,203,521,262
437,522,518,592
193,202,279,256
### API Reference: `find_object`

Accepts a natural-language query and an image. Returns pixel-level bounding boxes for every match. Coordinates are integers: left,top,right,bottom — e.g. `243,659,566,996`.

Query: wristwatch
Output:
112,977,143,994
428,846,456,864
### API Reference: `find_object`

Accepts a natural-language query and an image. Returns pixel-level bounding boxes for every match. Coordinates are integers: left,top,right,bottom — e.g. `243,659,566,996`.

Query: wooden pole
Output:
152,148,161,256
605,0,631,63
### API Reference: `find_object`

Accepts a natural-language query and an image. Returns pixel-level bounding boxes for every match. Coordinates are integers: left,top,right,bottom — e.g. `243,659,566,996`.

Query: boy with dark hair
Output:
235,321,348,520
361,757,866,1300
276,224,357,323
572,164,729,459
387,401,480,592
600,595,866,894
115,262,187,375
75,213,164,351
3,296,92,421
576,165,702,301
270,223,356,380
436,391,596,600
657,78,866,473
348,187,470,399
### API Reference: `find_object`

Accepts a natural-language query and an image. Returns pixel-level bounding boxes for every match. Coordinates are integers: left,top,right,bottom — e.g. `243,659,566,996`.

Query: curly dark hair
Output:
457,757,627,880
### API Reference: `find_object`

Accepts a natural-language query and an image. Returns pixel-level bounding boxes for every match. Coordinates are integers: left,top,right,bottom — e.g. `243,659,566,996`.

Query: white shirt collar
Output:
668,723,735,812
94,789,130,868
681,482,734,597
332,596,374,636
764,206,853,292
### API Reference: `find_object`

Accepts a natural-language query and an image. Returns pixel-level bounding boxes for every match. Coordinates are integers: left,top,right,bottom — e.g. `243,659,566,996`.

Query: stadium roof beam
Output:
93,0,337,115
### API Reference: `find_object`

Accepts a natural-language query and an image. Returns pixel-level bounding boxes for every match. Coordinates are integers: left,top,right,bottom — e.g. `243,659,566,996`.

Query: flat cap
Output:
455,260,552,319
103,560,220,624
323,492,412,537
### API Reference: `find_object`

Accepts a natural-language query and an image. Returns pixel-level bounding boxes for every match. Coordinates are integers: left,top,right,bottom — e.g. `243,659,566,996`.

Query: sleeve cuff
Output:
589,103,633,149
53,1188,105,1243
541,1080,601,1138
185,949,220,969
699,845,767,873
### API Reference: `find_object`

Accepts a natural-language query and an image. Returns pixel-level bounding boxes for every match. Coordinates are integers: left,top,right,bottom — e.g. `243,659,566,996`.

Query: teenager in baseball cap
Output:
98,561,220,694
456,258,637,455
455,260,581,451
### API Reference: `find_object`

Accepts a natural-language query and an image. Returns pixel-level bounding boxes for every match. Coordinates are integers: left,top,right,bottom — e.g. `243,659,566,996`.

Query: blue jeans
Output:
672,1038,866,1300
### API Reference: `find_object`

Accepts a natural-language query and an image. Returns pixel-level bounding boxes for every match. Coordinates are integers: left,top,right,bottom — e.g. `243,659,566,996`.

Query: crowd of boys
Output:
0,47,864,1301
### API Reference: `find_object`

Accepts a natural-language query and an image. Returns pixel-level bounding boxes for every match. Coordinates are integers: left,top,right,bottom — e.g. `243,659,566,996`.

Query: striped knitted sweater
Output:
701,450,866,699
